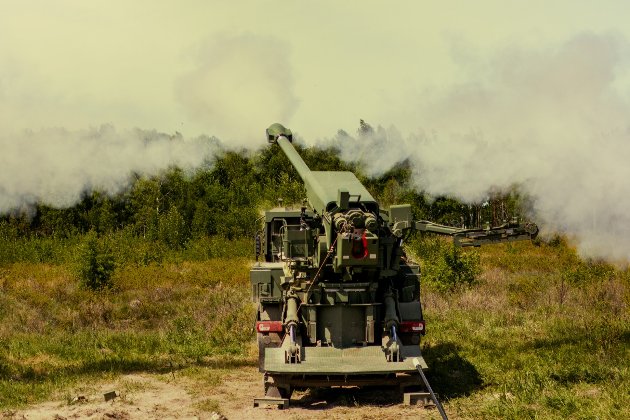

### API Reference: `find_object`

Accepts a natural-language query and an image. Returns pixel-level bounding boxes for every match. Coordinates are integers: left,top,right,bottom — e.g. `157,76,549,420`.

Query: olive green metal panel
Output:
250,262,284,302
264,208,303,223
264,345,427,374
307,171,376,214
317,305,365,347
283,228,314,259
389,204,413,224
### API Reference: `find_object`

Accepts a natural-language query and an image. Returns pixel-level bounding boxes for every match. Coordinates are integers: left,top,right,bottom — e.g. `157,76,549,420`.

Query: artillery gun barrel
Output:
267,123,378,215
266,122,318,194
276,136,313,185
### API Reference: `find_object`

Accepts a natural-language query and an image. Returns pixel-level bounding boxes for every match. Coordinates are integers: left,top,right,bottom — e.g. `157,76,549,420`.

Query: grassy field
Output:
419,240,629,419
0,238,628,419
0,257,256,407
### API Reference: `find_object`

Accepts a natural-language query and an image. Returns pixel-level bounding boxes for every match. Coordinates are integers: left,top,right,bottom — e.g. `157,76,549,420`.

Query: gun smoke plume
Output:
326,33,630,262
176,34,299,145
0,125,219,214
1,34,295,216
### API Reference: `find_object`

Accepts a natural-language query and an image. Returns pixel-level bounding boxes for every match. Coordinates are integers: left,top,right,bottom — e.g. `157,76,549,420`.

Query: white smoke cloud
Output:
176,34,299,146
0,125,219,214
325,33,630,261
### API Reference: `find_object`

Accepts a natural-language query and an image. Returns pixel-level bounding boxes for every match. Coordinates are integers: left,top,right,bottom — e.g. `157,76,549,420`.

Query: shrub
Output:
75,231,116,290
563,259,615,285
409,235,481,292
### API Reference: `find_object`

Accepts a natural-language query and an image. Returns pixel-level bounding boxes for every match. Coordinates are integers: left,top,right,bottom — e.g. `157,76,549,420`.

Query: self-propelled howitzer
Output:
251,123,538,401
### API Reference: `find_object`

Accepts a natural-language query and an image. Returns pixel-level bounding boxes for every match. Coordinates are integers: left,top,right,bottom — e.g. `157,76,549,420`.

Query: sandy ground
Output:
2,367,443,420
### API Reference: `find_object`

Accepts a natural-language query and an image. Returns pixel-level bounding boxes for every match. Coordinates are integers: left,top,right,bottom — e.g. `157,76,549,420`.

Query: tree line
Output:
1,141,526,248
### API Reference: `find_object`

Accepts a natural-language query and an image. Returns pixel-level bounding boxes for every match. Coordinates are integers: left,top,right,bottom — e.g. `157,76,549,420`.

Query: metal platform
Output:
404,392,434,406
264,345,428,374
253,397,289,409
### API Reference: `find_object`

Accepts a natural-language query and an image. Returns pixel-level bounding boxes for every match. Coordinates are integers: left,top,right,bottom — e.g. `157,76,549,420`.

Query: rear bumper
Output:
264,344,428,375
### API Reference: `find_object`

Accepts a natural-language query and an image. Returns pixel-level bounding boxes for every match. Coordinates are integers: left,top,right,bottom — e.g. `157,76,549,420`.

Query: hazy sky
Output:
3,1,630,260
2,1,629,143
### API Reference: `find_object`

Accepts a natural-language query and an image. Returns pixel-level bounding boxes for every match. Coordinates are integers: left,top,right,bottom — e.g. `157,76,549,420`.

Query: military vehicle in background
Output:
251,123,538,403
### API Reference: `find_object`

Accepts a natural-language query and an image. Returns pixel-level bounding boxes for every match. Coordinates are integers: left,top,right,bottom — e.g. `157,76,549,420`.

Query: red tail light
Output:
256,321,283,333
399,321,426,333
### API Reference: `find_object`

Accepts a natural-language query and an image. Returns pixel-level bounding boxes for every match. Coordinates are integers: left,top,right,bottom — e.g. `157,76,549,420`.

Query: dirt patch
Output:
213,367,438,419
3,374,206,420
4,368,442,420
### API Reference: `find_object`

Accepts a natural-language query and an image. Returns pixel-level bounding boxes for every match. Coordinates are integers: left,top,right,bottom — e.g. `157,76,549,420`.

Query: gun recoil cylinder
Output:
285,296,299,327
383,291,399,330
